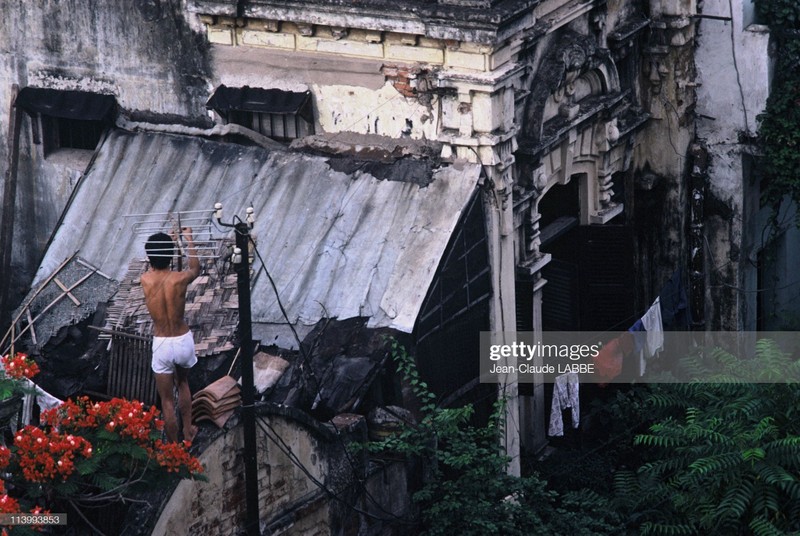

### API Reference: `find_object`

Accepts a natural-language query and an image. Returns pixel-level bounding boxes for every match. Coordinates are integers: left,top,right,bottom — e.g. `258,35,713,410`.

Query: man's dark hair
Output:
145,232,174,269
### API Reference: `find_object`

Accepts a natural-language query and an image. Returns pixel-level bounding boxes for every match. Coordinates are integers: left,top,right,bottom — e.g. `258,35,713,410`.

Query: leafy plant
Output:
756,0,800,28
755,1,800,228
369,339,622,535
614,340,800,535
0,396,205,534
0,352,39,400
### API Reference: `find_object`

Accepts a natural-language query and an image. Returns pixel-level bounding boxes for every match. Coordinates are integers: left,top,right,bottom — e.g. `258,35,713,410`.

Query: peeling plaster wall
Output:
0,0,212,313
317,82,439,139
695,0,771,329
4,0,210,116
207,31,509,147
152,415,330,536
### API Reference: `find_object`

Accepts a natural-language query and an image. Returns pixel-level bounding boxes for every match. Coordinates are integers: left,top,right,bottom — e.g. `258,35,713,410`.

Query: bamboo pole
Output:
0,252,79,350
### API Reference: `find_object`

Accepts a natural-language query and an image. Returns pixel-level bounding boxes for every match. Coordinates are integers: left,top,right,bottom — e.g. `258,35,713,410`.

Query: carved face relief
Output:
561,45,587,98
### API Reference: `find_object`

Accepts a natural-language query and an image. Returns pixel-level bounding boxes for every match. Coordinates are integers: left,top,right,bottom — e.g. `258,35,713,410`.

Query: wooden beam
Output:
87,325,151,342
54,277,81,306
25,309,37,346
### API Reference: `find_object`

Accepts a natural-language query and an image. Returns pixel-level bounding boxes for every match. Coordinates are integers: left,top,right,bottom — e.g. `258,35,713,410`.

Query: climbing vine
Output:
367,339,622,535
755,0,800,227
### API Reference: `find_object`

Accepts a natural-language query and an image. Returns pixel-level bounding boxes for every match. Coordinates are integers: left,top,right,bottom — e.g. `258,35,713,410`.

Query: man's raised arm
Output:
181,227,201,281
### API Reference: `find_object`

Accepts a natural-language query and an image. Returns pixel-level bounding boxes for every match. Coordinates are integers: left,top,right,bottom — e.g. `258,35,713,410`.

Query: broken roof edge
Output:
252,323,316,352
290,132,443,163
115,116,286,151
5,256,118,354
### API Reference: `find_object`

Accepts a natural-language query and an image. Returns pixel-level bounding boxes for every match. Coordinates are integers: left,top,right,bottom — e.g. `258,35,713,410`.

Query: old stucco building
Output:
0,0,786,531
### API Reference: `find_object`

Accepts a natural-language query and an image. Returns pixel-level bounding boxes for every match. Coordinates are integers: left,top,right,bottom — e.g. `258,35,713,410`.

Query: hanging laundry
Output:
20,378,63,428
592,337,624,383
628,319,647,376
659,268,691,330
641,297,664,358
629,319,646,353
548,372,579,437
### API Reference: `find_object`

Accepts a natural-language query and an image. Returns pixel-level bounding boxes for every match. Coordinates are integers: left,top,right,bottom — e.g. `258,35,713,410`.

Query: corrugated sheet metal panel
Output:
34,130,479,334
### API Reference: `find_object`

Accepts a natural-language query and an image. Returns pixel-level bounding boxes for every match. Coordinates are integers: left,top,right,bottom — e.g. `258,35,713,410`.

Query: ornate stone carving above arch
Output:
522,30,620,143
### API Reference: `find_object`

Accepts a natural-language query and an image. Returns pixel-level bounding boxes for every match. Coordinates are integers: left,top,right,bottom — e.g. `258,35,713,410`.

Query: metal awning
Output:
14,87,117,121
206,85,313,123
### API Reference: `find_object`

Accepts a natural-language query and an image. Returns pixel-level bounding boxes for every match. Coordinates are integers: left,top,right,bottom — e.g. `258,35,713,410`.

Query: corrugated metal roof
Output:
34,129,480,335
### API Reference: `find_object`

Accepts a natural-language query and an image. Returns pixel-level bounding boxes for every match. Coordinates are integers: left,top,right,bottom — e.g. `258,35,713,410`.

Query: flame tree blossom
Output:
0,396,204,533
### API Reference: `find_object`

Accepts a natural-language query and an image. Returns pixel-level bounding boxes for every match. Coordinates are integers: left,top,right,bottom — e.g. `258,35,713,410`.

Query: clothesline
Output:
548,267,691,437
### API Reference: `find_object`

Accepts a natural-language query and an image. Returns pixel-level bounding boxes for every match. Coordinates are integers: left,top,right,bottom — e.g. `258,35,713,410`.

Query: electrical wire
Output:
254,415,415,525
727,0,751,133
243,234,418,523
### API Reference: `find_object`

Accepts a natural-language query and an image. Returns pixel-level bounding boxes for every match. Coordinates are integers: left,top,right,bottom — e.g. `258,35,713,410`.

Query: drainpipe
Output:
0,85,21,327
689,143,708,329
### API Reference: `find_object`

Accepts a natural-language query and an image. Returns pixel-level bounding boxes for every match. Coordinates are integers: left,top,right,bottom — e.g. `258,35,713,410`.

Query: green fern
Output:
614,338,800,534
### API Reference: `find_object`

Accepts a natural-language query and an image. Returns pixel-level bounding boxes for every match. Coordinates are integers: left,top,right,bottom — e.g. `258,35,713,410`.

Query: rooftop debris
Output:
264,317,408,420
192,375,241,428
4,255,117,354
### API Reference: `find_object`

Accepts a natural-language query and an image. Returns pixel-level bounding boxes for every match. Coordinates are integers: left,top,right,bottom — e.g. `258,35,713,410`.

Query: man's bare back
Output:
141,269,194,337
142,228,200,336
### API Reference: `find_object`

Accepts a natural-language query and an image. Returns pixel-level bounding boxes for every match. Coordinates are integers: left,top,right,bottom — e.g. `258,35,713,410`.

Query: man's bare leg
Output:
175,366,197,442
155,372,179,443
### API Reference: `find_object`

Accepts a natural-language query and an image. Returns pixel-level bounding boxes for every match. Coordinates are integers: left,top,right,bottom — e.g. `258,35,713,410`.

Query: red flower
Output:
153,440,204,474
12,426,92,482
0,492,20,514
1,352,39,380
38,397,203,477
0,447,10,470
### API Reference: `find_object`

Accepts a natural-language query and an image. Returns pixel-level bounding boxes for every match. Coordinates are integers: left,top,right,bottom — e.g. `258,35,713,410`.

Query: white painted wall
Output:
695,0,773,329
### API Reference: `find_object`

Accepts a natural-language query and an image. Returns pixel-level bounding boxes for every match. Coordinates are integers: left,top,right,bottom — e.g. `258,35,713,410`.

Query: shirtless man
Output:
141,228,200,443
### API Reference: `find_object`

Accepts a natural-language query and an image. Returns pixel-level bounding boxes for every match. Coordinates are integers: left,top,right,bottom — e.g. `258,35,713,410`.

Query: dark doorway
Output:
538,179,635,332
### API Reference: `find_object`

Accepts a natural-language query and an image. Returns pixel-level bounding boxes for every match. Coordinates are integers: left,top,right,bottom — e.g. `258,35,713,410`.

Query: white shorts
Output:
151,331,198,374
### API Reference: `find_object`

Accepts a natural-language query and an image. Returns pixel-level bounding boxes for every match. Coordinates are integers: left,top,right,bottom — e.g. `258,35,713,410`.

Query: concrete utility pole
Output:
216,204,260,535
